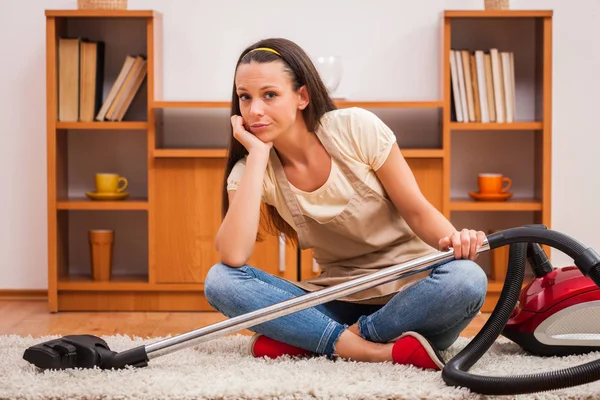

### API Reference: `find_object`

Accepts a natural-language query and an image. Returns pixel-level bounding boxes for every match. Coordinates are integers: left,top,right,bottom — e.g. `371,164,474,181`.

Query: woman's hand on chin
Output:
231,115,273,154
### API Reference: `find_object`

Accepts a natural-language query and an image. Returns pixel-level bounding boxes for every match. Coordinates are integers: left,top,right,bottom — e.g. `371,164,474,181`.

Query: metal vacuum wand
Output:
144,240,490,359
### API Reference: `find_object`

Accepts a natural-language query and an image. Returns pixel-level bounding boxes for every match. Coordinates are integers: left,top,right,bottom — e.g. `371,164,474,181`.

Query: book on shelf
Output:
449,48,516,124
58,37,105,122
96,55,147,122
56,37,147,123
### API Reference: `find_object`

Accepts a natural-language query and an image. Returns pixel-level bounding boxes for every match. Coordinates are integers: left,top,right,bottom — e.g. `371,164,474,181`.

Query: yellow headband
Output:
246,47,281,57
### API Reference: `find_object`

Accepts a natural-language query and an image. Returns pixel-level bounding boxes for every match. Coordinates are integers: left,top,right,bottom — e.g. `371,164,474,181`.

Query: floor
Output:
1,300,490,339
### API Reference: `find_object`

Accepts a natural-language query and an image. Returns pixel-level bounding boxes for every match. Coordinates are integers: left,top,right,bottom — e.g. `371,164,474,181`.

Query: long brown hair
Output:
222,38,337,245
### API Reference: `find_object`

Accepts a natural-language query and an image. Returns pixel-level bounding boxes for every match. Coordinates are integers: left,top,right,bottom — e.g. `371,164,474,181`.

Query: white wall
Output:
1,0,598,289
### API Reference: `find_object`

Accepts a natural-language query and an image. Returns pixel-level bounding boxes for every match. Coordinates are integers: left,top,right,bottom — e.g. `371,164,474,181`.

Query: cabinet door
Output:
299,158,443,281
152,158,223,283
152,158,296,284
407,158,443,212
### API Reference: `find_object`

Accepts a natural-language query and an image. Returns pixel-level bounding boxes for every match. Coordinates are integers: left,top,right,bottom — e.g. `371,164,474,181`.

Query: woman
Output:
204,38,488,370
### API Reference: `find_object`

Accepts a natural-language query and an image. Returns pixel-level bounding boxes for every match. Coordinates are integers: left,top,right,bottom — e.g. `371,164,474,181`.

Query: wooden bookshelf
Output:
46,9,160,312
45,8,552,313
442,10,553,311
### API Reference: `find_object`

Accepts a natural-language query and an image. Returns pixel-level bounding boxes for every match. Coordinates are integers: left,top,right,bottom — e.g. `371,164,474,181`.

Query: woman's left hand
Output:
438,229,487,260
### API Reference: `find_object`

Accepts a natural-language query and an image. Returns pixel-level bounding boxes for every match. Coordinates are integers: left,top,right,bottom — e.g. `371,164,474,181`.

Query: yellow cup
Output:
95,173,128,193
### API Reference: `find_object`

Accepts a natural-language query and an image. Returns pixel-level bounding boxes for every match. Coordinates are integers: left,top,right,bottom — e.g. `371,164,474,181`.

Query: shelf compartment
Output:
449,198,542,211
153,107,230,150
447,13,549,124
55,129,148,201
55,210,149,281
56,121,148,130
450,122,543,131
450,130,541,203
152,102,443,151
51,13,149,123
56,197,149,210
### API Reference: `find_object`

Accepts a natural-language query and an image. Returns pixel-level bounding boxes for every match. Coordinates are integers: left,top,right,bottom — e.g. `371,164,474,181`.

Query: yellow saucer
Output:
86,191,130,201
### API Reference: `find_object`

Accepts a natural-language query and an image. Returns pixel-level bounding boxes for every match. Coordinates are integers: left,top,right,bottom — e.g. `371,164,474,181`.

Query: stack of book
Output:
57,37,147,122
449,48,516,123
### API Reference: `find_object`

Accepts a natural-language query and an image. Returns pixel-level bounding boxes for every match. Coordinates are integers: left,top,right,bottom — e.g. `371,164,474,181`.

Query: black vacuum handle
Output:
487,224,600,279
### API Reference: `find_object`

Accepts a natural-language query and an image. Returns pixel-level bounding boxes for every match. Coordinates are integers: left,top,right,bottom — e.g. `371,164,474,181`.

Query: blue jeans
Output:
204,259,487,358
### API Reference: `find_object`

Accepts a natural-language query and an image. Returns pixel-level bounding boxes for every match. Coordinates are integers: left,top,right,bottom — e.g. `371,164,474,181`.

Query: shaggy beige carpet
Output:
1,333,599,400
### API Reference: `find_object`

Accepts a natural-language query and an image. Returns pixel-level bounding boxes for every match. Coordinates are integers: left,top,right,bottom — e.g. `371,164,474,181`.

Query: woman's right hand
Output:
231,115,273,154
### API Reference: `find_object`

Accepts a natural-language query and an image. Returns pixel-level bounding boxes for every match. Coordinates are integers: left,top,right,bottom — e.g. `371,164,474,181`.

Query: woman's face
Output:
235,61,307,143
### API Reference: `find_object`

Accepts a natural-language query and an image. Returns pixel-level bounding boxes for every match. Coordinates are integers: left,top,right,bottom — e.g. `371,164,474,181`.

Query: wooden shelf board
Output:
152,100,444,109
56,121,149,130
152,148,442,159
450,198,542,211
56,197,149,210
58,275,204,291
449,122,543,131
444,10,552,18
154,149,228,158
401,149,444,158
336,101,444,109
45,10,158,18
153,101,230,109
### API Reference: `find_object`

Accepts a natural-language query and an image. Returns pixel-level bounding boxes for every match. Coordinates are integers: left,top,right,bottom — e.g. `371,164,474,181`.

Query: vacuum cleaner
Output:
22,224,600,396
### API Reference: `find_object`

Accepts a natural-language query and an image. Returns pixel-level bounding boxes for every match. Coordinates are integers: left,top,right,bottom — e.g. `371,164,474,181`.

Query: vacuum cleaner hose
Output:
442,226,600,395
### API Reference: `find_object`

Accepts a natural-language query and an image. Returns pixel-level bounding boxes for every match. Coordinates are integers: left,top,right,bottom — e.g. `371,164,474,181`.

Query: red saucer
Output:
468,191,513,201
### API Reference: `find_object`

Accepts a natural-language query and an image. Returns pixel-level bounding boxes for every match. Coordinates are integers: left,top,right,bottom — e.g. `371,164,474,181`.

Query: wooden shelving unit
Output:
45,8,552,312
441,10,552,311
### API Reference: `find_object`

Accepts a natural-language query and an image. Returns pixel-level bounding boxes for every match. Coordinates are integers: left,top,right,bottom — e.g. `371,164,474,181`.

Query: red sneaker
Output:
248,333,314,359
391,331,445,370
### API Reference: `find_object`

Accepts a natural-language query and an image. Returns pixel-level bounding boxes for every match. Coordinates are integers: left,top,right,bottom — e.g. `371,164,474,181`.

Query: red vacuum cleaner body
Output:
502,265,600,356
